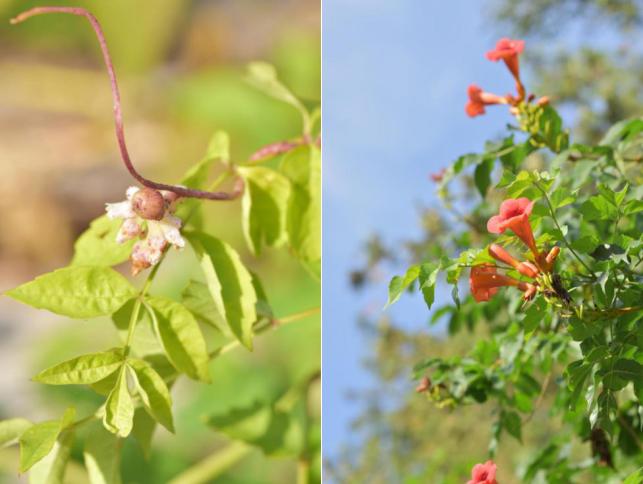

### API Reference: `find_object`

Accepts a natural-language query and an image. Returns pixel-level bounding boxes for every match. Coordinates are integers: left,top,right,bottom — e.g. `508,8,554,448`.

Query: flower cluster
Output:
470,198,560,303
468,460,498,484
106,187,185,275
465,38,548,118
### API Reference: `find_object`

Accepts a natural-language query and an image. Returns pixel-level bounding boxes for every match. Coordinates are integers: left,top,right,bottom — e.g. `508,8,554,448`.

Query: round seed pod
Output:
132,188,165,220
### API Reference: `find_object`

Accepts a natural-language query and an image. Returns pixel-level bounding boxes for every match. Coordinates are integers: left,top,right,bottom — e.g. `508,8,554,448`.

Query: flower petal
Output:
159,216,185,248
487,215,505,234
116,218,142,244
126,186,140,200
105,201,135,220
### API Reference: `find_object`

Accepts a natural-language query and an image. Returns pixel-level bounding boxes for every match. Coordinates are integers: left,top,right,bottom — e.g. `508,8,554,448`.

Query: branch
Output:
10,7,243,201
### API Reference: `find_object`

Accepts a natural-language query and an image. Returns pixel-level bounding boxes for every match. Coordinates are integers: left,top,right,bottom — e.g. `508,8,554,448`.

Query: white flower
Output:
105,186,184,275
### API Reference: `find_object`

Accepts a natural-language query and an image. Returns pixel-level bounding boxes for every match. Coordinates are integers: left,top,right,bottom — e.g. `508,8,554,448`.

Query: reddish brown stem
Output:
11,7,242,201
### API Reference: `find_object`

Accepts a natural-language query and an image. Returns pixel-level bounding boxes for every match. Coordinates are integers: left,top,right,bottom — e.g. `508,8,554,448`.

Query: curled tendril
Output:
11,7,243,201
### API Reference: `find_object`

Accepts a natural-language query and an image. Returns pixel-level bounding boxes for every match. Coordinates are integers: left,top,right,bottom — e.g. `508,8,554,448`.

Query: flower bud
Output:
545,246,560,265
132,188,165,221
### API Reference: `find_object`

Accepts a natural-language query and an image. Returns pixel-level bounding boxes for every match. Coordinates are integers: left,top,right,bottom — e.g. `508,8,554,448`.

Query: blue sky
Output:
322,0,540,464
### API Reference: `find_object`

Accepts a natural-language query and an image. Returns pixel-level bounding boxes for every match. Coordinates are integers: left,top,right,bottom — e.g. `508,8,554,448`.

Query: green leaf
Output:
238,166,291,255
19,408,75,473
245,62,309,128
0,418,32,448
579,195,618,221
28,430,74,484
103,368,134,438
128,359,174,433
181,280,228,334
386,265,420,307
623,468,643,484
6,267,137,319
280,145,321,270
474,158,494,198
71,215,134,267
186,232,257,350
601,358,642,391
131,410,156,459
207,400,305,456
418,263,440,310
83,423,122,484
33,350,124,385
502,410,522,442
174,130,229,225
147,296,210,381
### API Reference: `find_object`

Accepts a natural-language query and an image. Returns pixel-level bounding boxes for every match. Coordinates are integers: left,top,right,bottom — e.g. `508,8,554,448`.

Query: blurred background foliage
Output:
0,1,319,482
327,0,642,483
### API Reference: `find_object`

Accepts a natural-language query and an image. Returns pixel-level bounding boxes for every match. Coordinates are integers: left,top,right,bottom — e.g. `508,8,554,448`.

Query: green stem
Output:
123,261,162,356
297,459,310,484
167,441,251,484
534,180,596,279
209,307,320,359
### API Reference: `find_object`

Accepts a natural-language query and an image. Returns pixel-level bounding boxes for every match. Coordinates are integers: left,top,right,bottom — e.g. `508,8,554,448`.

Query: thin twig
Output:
11,7,243,201
533,180,596,279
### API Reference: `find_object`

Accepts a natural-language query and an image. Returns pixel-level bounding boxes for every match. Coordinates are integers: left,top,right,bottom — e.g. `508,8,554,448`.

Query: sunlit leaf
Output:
84,423,122,484
238,166,291,255
147,296,210,382
103,369,134,438
6,267,137,319
71,215,134,267
187,232,257,350
33,350,124,386
128,359,174,433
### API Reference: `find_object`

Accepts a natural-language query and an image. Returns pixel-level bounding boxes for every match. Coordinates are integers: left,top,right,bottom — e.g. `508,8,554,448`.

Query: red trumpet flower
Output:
487,198,538,257
486,38,525,85
466,84,508,117
470,264,535,302
488,244,539,278
467,460,498,484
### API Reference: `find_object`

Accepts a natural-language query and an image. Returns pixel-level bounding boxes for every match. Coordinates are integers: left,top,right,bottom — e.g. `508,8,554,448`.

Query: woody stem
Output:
10,7,243,201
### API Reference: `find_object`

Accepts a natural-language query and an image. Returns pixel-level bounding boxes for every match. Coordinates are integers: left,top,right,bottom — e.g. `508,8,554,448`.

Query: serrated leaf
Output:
6,267,137,319
280,145,321,271
0,418,32,448
147,296,210,381
386,265,420,307
34,350,124,385
186,232,257,350
103,368,134,438
71,215,134,267
418,263,440,310
128,359,174,433
238,166,291,255
181,280,229,334
84,423,122,484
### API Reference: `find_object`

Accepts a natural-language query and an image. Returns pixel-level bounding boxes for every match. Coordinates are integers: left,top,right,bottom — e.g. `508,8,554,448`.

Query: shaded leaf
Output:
103,369,134,438
84,422,122,484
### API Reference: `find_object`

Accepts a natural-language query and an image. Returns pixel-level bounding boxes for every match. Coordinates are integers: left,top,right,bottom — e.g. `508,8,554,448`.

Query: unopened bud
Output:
536,96,550,106
545,246,560,265
132,188,165,221
517,261,539,278
415,376,432,393
522,284,537,301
